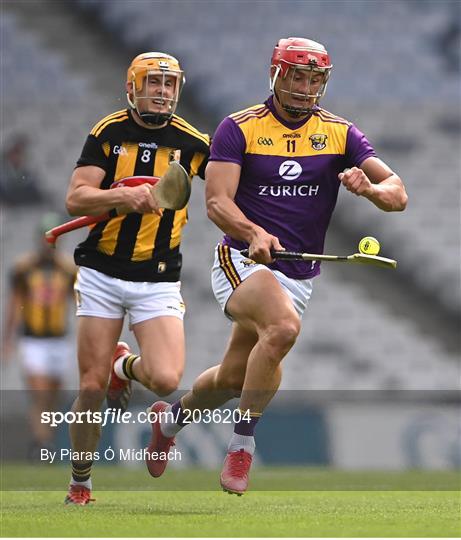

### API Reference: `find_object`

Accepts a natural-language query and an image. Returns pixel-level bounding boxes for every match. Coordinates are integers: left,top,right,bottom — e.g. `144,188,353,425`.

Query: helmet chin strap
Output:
274,90,313,118
126,93,172,127
282,101,313,117
138,112,171,126
284,107,309,118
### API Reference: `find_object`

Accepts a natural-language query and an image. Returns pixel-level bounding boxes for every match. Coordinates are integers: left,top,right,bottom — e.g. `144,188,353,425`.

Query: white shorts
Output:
74,267,185,325
20,336,71,378
211,244,313,319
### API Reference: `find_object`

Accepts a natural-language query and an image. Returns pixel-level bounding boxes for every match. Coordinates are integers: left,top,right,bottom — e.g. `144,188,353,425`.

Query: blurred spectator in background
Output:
0,134,46,206
436,17,460,73
1,213,76,459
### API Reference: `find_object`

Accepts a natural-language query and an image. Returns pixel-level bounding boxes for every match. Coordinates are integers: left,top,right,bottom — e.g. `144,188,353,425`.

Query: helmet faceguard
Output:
270,37,332,117
126,52,185,126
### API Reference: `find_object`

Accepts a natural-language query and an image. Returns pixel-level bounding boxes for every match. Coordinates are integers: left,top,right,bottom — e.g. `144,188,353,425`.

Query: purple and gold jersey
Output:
210,96,376,279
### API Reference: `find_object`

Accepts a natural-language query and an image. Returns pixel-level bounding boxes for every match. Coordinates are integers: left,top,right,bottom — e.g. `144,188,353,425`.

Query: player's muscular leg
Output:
70,317,123,454
181,323,257,412
226,271,301,414
132,316,184,396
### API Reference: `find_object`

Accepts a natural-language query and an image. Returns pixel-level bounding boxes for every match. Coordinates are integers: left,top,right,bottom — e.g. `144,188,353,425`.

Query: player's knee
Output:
147,372,181,396
79,377,106,408
80,375,106,394
264,319,300,357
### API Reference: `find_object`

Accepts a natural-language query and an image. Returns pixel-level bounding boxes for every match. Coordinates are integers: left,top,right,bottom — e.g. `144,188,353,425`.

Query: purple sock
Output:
234,411,261,436
171,400,188,427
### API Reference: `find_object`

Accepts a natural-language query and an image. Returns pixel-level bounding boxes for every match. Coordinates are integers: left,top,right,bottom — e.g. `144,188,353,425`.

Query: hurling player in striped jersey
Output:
63,52,209,505
147,37,407,495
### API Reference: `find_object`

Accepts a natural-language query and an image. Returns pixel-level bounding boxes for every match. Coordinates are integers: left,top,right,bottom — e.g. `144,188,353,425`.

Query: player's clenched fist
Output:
121,184,163,216
338,167,374,198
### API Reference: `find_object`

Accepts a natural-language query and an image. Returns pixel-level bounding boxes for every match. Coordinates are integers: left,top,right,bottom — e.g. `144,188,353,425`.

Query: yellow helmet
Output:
126,52,185,126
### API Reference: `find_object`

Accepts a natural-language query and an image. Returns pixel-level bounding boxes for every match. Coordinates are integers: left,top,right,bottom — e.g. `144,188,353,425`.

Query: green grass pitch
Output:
1,465,460,537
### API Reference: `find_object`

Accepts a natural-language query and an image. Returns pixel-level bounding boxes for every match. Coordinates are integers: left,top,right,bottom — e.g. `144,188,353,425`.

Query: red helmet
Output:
270,37,332,115
271,37,332,76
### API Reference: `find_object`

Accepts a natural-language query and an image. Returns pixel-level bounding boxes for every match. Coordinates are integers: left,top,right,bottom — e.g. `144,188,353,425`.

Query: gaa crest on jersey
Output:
257,137,274,146
309,134,328,151
113,145,128,155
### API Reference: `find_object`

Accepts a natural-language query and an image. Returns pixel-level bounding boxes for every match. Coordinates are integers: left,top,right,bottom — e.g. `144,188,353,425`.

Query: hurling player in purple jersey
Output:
147,37,407,495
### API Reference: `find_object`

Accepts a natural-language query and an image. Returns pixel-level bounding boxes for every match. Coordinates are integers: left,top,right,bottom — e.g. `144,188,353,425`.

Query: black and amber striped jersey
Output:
10,253,76,338
74,108,210,282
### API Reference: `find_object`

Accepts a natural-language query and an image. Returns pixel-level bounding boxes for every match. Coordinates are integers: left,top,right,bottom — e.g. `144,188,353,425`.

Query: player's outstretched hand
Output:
120,184,163,216
338,167,374,198
248,228,284,264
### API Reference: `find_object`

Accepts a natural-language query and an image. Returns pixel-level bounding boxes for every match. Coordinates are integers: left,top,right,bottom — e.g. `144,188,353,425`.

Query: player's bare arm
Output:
66,165,162,217
205,161,283,264
338,157,407,212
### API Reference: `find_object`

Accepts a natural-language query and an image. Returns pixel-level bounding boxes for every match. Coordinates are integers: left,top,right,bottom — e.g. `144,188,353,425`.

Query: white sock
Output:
228,433,256,455
70,477,92,490
160,404,185,438
114,354,136,380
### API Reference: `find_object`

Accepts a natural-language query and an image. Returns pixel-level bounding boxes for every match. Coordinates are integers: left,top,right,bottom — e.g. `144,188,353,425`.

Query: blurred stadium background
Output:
1,0,459,475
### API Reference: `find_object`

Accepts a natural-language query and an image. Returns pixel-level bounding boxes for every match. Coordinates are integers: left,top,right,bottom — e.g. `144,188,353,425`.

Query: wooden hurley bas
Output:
45,161,190,247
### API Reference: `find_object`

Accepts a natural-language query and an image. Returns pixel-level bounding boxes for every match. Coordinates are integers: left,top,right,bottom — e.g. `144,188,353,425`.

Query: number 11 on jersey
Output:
286,140,296,152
